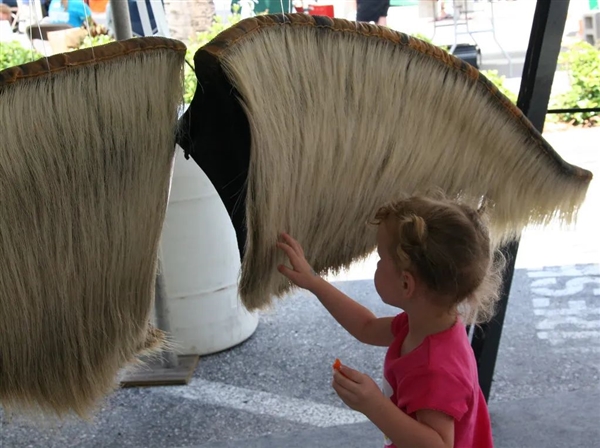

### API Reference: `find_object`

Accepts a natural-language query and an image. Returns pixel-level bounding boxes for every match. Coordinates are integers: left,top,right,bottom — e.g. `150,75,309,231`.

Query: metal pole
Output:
111,0,177,369
154,259,179,368
472,0,570,401
111,0,134,40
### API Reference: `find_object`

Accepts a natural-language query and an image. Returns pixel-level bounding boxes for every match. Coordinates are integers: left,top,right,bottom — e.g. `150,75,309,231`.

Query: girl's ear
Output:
402,271,417,298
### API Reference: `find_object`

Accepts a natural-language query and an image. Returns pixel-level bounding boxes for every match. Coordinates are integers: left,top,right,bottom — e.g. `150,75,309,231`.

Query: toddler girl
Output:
277,194,503,448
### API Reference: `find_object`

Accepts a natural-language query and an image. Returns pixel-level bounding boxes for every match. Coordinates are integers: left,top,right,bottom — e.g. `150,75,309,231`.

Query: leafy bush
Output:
0,23,111,72
410,32,433,44
480,69,518,104
184,6,243,104
77,34,114,49
551,41,600,126
0,40,42,71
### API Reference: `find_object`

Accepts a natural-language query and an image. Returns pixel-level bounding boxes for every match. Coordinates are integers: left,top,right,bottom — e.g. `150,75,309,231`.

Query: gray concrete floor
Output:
2,261,599,447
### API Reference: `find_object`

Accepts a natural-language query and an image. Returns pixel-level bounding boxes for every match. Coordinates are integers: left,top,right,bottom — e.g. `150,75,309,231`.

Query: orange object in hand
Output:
332,358,349,378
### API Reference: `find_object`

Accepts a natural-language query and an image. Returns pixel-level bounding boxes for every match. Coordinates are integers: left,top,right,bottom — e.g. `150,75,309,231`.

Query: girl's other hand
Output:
332,363,385,415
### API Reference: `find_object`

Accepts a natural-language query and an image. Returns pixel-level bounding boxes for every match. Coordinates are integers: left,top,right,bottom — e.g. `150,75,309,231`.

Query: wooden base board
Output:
120,354,200,388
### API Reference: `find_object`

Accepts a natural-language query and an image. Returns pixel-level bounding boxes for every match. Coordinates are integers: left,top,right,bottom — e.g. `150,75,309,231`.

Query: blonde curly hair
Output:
371,194,505,324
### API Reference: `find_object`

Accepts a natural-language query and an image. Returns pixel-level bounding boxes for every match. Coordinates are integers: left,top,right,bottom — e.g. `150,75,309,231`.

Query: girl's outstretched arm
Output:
277,233,394,347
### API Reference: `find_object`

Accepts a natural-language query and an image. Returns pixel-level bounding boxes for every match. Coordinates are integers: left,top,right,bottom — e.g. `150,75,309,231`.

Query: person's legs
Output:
357,0,390,25
356,0,379,23
376,0,390,26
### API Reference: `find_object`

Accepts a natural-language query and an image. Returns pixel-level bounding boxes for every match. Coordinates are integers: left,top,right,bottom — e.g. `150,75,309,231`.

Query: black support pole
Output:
471,0,571,402
111,0,133,41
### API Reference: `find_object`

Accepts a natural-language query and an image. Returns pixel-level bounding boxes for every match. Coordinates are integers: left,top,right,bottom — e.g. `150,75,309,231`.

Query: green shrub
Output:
77,34,114,49
184,6,243,104
551,41,600,126
480,69,518,104
0,40,42,71
410,32,433,44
